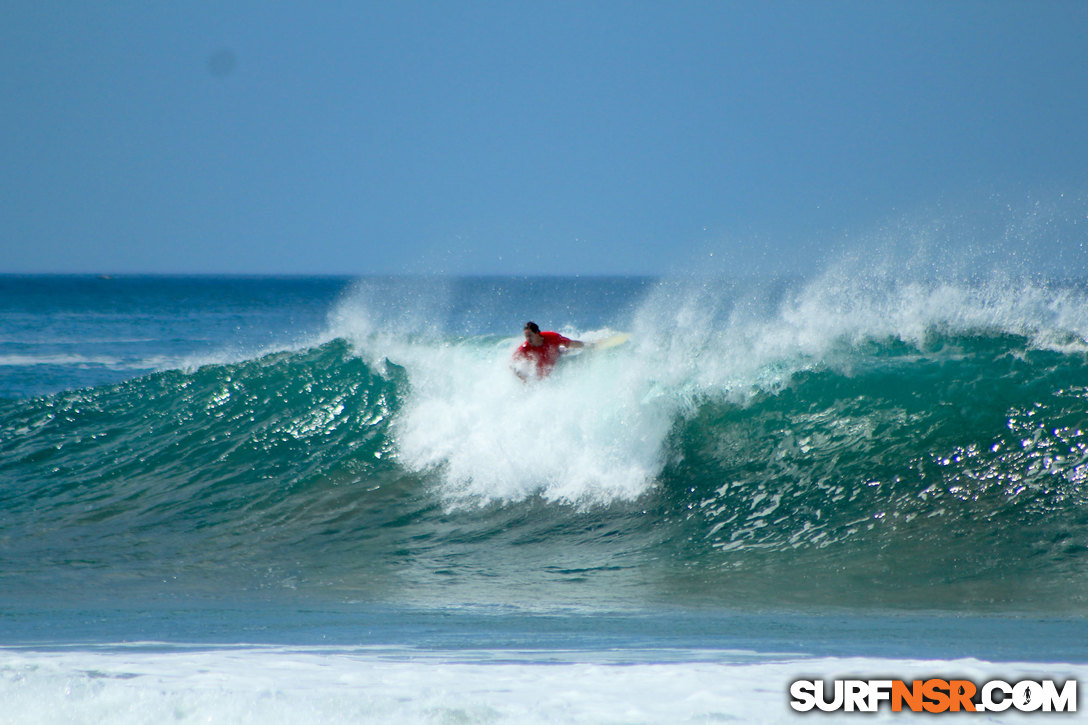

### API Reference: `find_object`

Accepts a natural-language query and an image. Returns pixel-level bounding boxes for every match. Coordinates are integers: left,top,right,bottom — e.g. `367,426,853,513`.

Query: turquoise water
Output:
2,273,1087,722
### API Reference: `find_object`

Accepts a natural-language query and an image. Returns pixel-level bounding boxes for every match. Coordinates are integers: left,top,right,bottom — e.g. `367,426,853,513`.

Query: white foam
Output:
393,332,670,507
1,646,1083,724
318,279,671,506
0,353,127,367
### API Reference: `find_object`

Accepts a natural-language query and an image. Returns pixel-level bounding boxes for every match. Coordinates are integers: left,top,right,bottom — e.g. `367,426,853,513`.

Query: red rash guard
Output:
513,331,572,378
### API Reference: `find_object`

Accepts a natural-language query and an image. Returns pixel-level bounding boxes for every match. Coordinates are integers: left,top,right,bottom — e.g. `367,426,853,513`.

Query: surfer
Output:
511,321,584,381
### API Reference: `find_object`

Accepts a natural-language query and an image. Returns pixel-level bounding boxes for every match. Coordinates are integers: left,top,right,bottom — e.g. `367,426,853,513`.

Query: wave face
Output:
3,274,1088,612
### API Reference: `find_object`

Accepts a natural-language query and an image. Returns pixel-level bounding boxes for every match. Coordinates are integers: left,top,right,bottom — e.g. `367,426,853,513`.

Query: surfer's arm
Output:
510,348,531,382
556,339,584,358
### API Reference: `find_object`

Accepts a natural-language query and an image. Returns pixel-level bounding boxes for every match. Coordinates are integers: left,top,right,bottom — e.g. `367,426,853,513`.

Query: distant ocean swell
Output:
2,275,1088,610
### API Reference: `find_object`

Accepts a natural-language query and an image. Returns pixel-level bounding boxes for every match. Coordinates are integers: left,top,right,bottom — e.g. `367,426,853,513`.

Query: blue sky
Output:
4,1,1088,276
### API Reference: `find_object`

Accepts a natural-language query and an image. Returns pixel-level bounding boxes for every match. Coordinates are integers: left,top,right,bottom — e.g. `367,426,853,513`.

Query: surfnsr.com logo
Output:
789,678,1077,713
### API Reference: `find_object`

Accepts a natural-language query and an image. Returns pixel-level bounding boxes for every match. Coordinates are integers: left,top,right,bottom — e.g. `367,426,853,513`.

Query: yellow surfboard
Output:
591,332,630,350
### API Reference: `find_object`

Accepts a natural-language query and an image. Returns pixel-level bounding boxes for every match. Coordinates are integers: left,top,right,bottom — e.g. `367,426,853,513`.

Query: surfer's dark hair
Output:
524,321,540,334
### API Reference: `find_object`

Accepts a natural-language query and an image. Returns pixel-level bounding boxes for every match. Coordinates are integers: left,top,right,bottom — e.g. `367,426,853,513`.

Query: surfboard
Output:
591,332,630,350
559,332,630,362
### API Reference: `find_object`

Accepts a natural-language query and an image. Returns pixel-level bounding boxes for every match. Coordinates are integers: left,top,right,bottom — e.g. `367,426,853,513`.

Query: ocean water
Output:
2,272,1087,722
